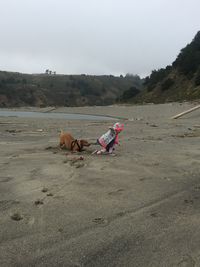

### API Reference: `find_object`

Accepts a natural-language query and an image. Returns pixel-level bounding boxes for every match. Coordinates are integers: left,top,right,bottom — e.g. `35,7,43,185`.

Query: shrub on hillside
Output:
120,86,140,102
144,68,171,92
161,78,174,91
173,31,200,77
194,68,200,86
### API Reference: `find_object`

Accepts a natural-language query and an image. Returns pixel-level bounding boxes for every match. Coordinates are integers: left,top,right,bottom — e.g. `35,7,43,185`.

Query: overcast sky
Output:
0,0,199,77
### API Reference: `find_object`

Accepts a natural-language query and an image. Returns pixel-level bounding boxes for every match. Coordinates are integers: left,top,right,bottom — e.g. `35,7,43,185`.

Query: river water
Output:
0,110,115,121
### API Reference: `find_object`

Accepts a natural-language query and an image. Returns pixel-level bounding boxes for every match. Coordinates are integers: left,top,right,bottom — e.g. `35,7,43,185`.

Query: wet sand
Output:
0,102,200,267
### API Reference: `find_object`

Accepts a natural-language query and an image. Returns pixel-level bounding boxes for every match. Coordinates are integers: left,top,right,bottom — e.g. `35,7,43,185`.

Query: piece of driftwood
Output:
171,105,200,119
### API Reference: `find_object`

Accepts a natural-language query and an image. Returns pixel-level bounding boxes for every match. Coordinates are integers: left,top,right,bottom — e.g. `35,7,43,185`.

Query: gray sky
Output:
0,0,199,77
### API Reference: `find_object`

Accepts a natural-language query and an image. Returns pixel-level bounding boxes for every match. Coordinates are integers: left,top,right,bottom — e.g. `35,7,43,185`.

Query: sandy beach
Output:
0,102,200,267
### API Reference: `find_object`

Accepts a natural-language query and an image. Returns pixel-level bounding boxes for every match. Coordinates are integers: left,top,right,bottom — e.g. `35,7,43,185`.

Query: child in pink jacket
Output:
93,122,124,155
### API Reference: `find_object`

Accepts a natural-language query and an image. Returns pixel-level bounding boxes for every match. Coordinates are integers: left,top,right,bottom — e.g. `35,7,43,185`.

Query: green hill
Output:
0,72,142,107
123,31,200,103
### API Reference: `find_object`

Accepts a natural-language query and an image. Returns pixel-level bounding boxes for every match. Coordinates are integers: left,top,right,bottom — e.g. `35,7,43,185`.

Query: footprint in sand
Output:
177,254,195,266
150,212,158,218
75,163,85,168
11,212,23,221
108,188,124,196
47,193,53,197
0,200,20,211
0,177,13,183
34,200,44,206
184,199,194,204
116,211,125,217
28,217,35,226
194,186,200,191
41,187,48,193
92,217,108,224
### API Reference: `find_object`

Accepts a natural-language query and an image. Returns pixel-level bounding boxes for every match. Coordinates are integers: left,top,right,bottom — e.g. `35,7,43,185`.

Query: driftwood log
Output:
171,104,200,119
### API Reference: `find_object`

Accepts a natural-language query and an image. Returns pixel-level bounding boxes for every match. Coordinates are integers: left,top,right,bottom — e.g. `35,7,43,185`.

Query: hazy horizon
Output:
0,0,199,78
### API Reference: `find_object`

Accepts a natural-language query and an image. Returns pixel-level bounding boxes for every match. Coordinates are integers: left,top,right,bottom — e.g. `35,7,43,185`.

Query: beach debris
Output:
11,212,23,221
171,104,200,119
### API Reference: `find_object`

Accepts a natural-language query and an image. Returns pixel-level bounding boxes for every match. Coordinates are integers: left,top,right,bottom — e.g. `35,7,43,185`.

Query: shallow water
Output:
0,110,115,121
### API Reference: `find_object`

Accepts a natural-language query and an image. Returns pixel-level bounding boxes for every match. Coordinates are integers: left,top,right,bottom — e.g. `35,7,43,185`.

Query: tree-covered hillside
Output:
0,72,142,107
123,31,200,103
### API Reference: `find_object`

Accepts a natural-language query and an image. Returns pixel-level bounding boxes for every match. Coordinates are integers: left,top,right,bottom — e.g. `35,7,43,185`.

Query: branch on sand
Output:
171,104,200,119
